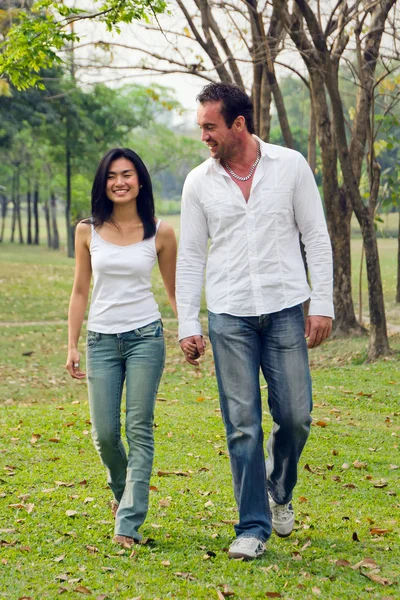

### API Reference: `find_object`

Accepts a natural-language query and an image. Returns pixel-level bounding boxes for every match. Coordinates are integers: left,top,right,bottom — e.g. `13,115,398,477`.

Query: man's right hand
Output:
180,335,206,366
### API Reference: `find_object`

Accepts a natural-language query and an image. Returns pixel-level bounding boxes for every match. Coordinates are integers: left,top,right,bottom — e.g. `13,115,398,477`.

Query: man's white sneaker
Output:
228,536,266,560
268,493,294,537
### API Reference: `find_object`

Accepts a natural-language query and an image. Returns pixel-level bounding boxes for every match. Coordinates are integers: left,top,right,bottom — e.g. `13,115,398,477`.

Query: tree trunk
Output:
259,69,272,141
10,171,17,243
0,195,7,243
66,122,74,258
16,172,24,244
51,192,60,250
251,65,263,137
329,193,363,335
396,211,400,303
268,69,294,149
361,214,390,359
310,70,361,335
43,198,52,248
307,101,316,173
33,181,39,245
324,70,387,354
27,182,32,245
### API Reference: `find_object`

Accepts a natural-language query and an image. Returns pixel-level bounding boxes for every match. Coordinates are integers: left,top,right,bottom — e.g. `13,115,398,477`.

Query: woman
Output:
66,148,177,548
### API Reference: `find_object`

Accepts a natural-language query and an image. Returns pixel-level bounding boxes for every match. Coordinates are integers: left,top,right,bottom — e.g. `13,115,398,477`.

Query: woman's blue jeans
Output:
208,305,312,542
86,320,165,541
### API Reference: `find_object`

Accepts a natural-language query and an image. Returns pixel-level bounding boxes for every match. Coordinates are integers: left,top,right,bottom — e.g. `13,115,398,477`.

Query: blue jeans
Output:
208,305,312,542
86,320,165,541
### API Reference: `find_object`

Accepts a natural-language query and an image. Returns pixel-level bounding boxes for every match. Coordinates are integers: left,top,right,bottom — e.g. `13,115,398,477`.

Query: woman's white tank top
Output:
87,220,162,334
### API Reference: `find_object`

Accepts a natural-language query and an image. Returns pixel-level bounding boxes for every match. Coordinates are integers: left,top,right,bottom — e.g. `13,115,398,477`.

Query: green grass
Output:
0,227,399,599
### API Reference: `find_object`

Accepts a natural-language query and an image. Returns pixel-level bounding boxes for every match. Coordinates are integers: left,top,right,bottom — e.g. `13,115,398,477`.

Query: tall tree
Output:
273,0,397,358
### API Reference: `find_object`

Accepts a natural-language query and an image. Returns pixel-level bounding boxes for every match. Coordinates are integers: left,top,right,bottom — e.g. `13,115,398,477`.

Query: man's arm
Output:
293,153,334,348
176,174,209,364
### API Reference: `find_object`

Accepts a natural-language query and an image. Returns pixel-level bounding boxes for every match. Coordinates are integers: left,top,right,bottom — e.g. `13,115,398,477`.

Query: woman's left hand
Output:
65,349,86,380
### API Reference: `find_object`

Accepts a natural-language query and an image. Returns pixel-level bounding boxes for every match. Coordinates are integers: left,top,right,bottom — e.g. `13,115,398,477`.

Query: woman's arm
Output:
156,221,177,317
65,222,92,379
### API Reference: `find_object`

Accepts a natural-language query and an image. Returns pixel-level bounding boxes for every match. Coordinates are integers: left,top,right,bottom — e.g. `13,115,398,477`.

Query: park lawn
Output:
0,236,399,599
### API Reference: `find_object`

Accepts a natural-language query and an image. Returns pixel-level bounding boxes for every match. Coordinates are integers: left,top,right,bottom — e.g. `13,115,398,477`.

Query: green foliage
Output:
0,0,168,90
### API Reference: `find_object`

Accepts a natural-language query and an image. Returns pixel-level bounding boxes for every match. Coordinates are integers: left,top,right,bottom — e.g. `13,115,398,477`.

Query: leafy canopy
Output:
0,0,168,90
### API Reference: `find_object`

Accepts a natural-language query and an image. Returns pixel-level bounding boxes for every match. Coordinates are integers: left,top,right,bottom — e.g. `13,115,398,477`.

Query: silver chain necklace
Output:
222,143,261,181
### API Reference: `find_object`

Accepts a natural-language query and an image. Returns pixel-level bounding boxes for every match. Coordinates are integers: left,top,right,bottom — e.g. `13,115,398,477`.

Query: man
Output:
176,83,333,560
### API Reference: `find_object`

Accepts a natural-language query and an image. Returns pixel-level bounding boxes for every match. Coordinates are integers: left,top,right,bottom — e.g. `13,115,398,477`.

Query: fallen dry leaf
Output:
315,420,328,427
161,560,170,566
298,496,308,503
25,503,34,514
265,594,282,599
352,558,378,570
54,554,65,563
312,587,321,595
157,470,190,477
159,499,170,508
30,434,41,444
86,545,98,554
373,479,388,488
49,438,60,443
361,572,393,586
96,595,108,600
65,510,78,517
221,519,238,525
174,572,195,581
74,586,91,594
370,528,390,536
217,584,235,597
353,460,367,469
335,559,351,567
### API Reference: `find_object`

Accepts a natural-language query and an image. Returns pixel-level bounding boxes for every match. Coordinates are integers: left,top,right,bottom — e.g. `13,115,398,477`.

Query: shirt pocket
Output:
204,197,242,230
260,187,293,215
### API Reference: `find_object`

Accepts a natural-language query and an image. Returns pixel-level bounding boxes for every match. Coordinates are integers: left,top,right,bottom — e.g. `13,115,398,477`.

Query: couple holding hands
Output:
66,83,333,561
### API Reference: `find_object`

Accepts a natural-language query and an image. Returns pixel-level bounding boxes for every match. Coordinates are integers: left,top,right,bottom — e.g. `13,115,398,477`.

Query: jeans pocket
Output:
87,331,101,348
138,320,163,339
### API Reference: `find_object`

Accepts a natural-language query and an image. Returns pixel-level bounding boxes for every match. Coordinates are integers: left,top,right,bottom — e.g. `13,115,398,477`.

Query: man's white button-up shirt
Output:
176,139,334,340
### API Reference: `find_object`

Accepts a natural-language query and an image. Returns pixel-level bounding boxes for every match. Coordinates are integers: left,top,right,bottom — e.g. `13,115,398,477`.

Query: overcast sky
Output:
72,9,212,127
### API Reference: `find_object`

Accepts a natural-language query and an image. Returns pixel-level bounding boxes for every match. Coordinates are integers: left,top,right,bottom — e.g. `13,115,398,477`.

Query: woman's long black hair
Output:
90,147,156,240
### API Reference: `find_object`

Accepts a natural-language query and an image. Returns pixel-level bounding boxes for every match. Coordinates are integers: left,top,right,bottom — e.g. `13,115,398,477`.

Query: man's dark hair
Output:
197,83,255,134
89,148,156,240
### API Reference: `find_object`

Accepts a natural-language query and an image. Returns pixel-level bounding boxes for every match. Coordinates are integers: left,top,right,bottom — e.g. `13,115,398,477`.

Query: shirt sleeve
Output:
293,153,334,318
176,173,209,340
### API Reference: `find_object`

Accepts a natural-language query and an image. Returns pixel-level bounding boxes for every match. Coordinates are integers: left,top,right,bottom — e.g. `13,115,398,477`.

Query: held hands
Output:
180,335,206,366
65,349,86,380
305,315,333,348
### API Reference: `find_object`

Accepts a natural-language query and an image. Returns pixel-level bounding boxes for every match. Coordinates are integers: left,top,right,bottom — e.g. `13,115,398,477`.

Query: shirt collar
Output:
205,135,279,174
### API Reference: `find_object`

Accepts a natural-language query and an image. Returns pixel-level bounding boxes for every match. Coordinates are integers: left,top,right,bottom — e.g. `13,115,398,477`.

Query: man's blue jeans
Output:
86,320,165,541
208,305,312,542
